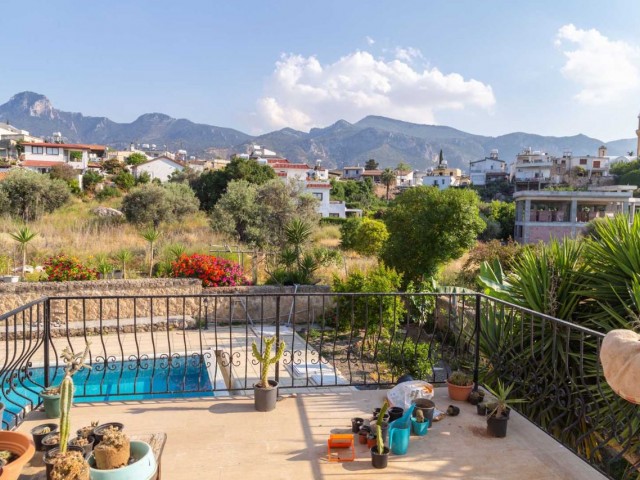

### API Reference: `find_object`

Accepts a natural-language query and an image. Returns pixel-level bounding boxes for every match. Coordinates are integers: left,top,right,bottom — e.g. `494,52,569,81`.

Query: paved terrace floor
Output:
17,387,605,480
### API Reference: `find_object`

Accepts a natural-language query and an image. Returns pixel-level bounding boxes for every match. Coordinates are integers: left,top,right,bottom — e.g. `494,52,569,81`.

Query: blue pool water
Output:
1,357,214,428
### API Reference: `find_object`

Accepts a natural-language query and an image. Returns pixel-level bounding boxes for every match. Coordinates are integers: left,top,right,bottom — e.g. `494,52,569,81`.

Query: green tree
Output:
382,187,485,282
0,169,70,220
352,218,389,256
113,171,136,191
380,168,396,202
163,182,200,218
126,152,147,166
211,179,318,249
82,170,103,193
101,158,125,175
168,167,199,185
396,162,411,172
192,157,276,212
121,185,172,227
365,159,379,170
339,217,362,250
9,226,38,277
140,227,161,277
136,171,151,185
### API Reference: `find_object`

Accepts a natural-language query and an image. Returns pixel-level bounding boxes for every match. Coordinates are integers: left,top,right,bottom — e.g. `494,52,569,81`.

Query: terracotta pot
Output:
0,431,35,480
447,381,473,402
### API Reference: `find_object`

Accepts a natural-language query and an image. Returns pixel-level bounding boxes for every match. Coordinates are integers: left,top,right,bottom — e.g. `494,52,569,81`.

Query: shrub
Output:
320,217,347,225
49,163,77,183
0,169,71,220
121,183,199,226
381,338,436,380
332,265,405,331
171,253,249,287
113,171,136,191
43,255,98,281
96,186,122,201
163,182,200,217
339,217,362,250
82,170,103,193
352,217,388,256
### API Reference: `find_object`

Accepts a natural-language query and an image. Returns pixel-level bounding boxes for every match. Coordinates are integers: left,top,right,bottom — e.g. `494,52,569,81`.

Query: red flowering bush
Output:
171,254,249,287
43,255,98,282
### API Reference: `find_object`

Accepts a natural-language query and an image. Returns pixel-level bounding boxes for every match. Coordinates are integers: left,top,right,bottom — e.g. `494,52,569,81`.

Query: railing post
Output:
275,295,280,384
43,298,51,388
473,294,481,391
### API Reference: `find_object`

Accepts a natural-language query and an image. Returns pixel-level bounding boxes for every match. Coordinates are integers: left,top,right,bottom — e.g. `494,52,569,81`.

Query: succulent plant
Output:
415,409,425,423
251,336,286,388
448,371,472,387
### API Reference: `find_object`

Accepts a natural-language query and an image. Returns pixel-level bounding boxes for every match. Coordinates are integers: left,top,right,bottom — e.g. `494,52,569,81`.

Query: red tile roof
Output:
21,160,65,167
277,172,287,177
306,183,332,189
272,163,309,169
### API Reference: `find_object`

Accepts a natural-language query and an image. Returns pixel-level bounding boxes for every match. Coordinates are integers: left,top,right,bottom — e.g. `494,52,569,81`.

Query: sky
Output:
2,0,640,141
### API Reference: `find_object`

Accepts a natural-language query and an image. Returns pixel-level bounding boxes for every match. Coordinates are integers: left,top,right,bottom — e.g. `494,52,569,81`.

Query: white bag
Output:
386,380,434,410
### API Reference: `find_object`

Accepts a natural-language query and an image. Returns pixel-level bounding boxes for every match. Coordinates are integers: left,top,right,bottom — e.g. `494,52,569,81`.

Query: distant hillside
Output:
0,92,635,170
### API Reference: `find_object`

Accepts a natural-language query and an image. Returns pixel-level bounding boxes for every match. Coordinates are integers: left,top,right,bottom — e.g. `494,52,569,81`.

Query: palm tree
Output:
140,227,162,277
9,226,38,278
381,168,396,202
113,249,133,279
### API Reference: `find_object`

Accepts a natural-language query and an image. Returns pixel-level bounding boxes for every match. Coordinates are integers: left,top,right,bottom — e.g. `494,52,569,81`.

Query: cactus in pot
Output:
251,336,286,411
50,344,92,480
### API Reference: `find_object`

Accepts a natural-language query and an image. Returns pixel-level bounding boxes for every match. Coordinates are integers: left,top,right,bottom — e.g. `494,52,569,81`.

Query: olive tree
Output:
0,169,70,220
121,183,199,227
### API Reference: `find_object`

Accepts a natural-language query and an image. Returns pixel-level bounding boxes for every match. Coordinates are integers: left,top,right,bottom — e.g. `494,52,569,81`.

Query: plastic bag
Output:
386,380,434,410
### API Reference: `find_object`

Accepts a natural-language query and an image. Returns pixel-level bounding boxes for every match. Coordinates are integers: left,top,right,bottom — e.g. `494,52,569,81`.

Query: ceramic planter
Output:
446,381,473,402
370,446,389,469
254,380,278,412
0,431,35,480
40,391,61,419
30,423,58,452
88,442,157,480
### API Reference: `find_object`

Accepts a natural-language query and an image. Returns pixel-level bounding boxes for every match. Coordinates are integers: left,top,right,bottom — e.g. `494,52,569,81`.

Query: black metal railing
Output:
0,291,638,478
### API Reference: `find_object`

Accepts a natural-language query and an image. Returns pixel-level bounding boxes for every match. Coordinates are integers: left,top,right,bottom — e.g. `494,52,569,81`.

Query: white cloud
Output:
256,50,495,131
556,24,640,105
365,36,375,46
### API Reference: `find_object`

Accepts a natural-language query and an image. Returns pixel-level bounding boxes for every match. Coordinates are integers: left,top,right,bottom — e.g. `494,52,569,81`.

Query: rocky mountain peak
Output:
7,91,55,118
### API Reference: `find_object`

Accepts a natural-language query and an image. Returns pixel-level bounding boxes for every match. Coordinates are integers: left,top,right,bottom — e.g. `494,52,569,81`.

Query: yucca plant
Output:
113,249,133,279
9,226,38,278
139,227,161,277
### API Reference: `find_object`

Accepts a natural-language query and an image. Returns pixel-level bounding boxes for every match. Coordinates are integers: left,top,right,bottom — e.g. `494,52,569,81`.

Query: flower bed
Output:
43,255,98,282
171,254,249,287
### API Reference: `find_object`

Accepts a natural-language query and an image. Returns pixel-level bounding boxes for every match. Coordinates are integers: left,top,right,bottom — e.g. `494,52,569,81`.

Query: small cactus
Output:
415,409,425,424
251,336,286,388
376,424,384,454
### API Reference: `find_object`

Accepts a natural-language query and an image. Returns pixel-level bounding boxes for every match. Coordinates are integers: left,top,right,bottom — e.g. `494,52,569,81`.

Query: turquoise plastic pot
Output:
88,441,156,480
411,417,428,436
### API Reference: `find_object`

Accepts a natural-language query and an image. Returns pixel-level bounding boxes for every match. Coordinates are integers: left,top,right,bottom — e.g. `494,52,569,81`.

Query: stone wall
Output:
0,281,333,327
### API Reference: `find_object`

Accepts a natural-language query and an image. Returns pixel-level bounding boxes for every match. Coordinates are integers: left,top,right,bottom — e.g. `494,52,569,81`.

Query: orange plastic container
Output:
0,431,35,480
327,434,355,462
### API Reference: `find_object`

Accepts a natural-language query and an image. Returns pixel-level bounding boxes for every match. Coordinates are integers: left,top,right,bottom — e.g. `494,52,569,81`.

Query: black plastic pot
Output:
468,390,484,405
358,426,371,445
487,413,509,437
388,407,404,422
477,403,488,416
43,445,84,480
68,435,95,456
371,411,390,424
254,380,278,412
93,422,125,445
351,417,364,433
413,398,435,425
41,431,60,452
370,446,390,469
31,423,58,452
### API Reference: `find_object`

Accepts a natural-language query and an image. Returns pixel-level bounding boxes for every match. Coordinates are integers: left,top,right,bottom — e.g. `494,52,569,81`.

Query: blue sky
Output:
2,0,640,141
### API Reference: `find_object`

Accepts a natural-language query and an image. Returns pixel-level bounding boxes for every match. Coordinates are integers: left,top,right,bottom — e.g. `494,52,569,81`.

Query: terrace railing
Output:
0,291,637,478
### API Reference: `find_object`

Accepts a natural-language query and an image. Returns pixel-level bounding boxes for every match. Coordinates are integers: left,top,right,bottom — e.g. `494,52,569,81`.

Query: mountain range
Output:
0,91,636,171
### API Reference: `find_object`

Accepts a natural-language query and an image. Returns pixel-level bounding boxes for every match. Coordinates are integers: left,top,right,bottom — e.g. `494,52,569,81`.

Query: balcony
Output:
1,293,634,479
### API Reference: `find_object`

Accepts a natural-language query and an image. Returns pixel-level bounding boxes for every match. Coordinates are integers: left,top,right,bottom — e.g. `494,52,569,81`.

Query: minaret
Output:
636,113,640,159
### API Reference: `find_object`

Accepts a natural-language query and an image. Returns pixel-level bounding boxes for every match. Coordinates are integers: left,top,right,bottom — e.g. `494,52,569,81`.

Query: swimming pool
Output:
1,356,215,428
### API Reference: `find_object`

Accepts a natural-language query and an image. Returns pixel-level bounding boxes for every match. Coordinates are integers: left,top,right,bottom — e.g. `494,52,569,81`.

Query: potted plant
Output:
486,380,524,438
411,409,428,436
468,389,485,406
446,371,473,401
40,386,62,419
31,423,58,452
370,400,390,469
0,430,35,480
87,430,156,479
251,336,285,412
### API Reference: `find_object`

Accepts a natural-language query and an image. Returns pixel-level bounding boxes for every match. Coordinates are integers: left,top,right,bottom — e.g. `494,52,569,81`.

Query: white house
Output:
133,156,185,182
396,169,414,186
343,166,364,180
470,150,507,185
21,142,106,173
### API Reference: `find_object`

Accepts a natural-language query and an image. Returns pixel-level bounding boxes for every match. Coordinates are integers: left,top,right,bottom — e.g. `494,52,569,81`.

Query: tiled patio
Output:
16,387,605,479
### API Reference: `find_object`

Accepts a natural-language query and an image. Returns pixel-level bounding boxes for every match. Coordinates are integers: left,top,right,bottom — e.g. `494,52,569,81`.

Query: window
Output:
593,161,600,168
32,146,43,154
312,192,323,201
579,158,587,165
329,213,339,218
46,147,59,155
